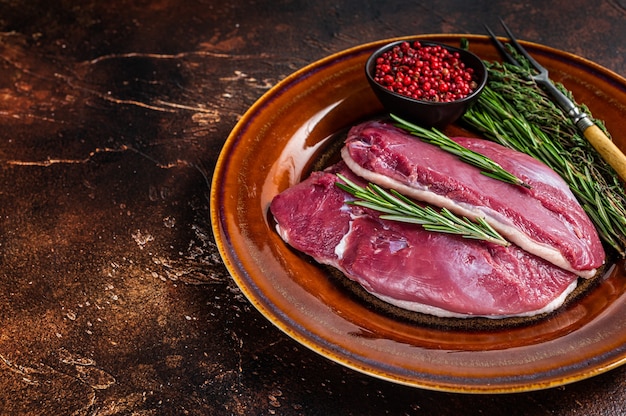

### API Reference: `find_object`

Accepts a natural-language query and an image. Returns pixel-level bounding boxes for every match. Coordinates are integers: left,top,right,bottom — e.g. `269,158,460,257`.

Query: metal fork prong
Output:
484,24,520,66
498,19,546,74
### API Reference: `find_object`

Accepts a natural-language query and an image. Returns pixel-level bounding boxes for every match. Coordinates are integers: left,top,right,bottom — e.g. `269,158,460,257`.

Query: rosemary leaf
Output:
335,174,509,246
390,113,531,189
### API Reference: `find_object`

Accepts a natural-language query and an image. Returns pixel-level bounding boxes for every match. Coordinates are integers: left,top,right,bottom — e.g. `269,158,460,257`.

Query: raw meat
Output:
269,163,580,318
342,120,605,278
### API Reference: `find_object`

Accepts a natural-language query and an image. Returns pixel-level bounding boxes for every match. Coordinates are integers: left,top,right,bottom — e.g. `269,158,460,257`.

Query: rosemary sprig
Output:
462,57,626,256
335,173,509,246
390,113,531,189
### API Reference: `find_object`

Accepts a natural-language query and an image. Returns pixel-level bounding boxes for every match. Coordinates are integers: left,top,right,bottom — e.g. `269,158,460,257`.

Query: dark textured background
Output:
0,1,625,414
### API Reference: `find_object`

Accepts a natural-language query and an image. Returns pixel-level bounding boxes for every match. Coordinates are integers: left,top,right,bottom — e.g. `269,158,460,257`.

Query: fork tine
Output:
498,19,545,72
484,24,520,66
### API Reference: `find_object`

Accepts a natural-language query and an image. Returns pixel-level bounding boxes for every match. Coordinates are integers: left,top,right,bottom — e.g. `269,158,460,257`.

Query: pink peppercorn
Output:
373,41,478,102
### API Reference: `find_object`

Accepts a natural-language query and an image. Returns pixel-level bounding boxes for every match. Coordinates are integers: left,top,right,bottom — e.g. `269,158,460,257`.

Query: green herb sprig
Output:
390,113,531,189
335,173,509,246
462,58,626,256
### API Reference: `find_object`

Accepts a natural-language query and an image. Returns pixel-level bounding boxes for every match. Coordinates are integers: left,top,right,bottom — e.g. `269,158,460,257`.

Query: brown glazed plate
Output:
210,34,626,393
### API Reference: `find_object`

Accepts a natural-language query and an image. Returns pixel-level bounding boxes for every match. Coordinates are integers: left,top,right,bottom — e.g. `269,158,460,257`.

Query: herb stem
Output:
390,113,531,189
335,173,510,247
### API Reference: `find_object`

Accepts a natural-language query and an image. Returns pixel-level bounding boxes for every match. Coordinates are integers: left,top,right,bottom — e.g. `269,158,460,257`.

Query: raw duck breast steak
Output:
269,162,580,318
342,120,605,278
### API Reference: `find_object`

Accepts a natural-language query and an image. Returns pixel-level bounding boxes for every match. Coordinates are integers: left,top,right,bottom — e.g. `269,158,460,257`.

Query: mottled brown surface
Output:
0,1,625,415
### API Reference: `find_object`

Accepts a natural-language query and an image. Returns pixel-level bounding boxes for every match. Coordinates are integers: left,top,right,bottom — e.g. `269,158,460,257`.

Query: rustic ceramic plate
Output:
210,34,626,393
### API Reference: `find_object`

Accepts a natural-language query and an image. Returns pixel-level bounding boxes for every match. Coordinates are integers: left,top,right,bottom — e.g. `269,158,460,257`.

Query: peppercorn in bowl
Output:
365,40,487,127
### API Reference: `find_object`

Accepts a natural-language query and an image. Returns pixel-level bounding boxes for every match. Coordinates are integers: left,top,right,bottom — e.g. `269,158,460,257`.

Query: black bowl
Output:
365,40,488,128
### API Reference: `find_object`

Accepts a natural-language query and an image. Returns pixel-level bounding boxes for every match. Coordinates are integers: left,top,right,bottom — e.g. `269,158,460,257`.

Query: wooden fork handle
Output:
583,124,626,182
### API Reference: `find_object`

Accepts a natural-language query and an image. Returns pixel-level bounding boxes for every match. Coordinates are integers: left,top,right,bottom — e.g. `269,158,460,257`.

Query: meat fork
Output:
484,20,626,182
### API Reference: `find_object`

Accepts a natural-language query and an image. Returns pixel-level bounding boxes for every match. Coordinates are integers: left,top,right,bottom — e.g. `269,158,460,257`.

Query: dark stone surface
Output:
0,1,625,414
